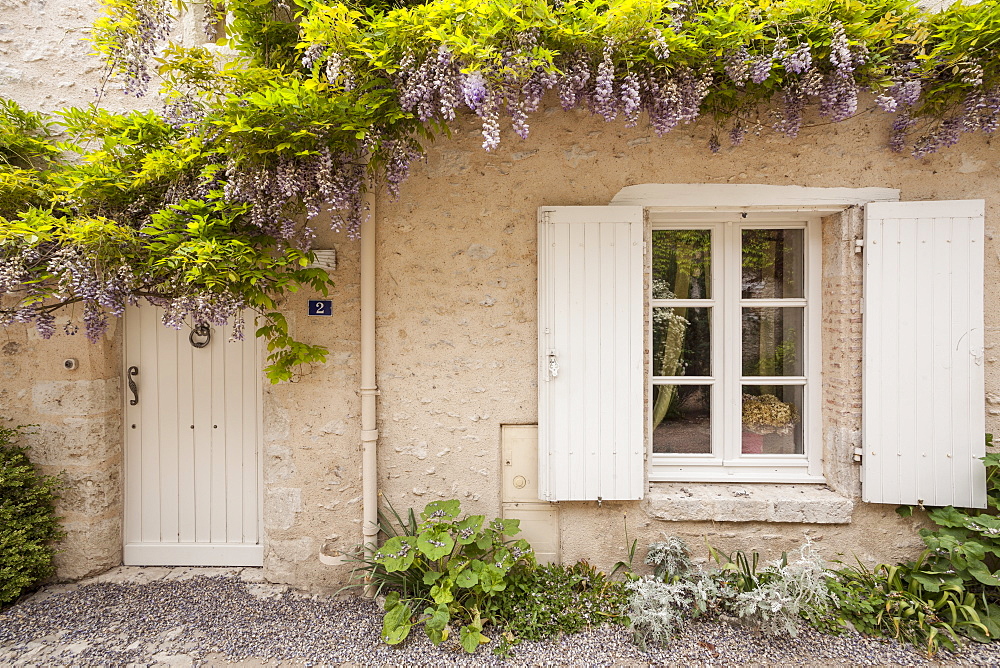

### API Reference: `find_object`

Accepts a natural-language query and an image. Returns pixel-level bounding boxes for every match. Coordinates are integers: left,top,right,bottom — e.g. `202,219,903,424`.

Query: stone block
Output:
32,378,120,416
54,516,122,581
26,416,121,466
55,465,122,518
644,484,854,524
264,487,302,531
263,537,314,584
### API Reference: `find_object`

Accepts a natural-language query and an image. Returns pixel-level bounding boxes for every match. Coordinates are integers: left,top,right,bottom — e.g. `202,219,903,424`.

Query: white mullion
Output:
739,298,807,308
710,223,724,464
740,376,807,385
724,222,740,463
652,376,715,384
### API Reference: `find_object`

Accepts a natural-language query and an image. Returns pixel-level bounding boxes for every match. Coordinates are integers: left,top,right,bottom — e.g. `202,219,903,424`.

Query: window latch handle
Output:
547,352,559,379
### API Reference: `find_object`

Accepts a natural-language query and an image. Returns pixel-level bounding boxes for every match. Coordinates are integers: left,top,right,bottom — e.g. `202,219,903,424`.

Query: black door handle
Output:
127,366,139,406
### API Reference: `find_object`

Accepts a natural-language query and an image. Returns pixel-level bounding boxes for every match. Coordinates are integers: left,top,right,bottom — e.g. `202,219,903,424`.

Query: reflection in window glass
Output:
741,385,803,455
742,307,804,376
652,384,711,454
742,229,804,299
653,307,710,377
652,230,711,300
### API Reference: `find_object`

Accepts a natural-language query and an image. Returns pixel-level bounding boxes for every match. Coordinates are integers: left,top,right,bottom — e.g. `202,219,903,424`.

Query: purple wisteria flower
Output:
782,42,812,75
462,71,487,111
593,42,618,122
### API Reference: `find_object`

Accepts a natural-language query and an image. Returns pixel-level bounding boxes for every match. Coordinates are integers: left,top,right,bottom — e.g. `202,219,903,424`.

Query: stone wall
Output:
1,313,123,580
372,105,999,574
1,0,134,581
4,0,1000,587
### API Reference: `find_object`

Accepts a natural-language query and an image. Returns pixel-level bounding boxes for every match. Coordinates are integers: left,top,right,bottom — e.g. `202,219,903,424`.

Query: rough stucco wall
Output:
260,224,363,589
374,101,999,575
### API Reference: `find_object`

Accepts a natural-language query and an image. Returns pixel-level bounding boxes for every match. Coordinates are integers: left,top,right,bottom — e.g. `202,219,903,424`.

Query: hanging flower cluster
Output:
289,0,1000,161
93,0,173,96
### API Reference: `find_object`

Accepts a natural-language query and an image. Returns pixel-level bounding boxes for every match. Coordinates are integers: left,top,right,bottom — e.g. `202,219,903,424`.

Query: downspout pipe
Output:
360,187,380,594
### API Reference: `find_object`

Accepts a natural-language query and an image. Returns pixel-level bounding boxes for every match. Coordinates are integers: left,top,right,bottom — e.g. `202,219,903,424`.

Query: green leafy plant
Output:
491,560,630,656
829,557,989,656
895,443,1000,593
826,435,1000,656
363,499,534,653
0,424,64,606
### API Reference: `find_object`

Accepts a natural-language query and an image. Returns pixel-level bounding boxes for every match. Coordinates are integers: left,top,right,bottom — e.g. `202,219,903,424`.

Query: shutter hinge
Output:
643,241,648,253
853,447,863,463
854,238,864,254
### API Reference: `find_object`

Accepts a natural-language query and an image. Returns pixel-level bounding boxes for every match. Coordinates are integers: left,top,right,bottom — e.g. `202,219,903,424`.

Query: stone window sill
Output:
643,483,854,524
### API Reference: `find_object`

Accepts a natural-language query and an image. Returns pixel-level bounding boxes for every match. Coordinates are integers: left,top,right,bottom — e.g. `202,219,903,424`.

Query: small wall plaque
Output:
308,300,333,316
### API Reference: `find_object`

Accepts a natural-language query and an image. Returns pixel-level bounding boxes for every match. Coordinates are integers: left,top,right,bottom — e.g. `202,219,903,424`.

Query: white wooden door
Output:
124,306,263,566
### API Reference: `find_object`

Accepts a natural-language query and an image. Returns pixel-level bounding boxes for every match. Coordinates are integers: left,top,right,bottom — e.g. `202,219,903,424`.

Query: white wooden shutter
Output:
537,206,645,501
862,200,986,508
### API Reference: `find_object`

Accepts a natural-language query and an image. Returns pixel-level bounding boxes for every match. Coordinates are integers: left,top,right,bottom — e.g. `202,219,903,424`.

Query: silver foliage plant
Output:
728,540,836,635
627,536,834,647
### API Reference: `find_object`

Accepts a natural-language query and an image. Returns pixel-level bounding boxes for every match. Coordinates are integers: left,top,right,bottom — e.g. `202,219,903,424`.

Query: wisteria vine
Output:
3,0,1000,380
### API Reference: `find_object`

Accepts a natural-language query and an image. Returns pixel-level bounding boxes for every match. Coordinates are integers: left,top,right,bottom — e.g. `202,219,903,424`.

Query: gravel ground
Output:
3,568,1000,667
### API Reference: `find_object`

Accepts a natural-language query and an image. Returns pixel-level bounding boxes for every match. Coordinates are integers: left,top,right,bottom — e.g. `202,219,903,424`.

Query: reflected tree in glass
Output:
742,229,804,380
651,230,711,432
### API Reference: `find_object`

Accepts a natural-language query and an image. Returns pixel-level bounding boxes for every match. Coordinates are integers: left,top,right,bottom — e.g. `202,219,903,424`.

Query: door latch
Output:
547,352,559,379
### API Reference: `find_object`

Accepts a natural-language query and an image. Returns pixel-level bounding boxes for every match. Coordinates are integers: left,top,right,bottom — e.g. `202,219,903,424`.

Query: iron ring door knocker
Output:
189,324,211,349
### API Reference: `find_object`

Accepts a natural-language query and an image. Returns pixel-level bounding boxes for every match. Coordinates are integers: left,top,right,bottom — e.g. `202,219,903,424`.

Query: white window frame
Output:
648,211,823,483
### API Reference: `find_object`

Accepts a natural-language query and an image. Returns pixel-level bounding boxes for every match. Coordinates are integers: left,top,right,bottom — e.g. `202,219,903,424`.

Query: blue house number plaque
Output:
308,300,333,316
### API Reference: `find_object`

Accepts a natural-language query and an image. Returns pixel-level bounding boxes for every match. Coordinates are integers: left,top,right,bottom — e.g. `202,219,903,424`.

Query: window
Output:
648,213,822,483
537,188,985,507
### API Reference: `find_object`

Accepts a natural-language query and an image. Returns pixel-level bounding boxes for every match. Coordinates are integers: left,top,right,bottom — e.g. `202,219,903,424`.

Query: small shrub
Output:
491,560,629,655
358,499,534,653
829,557,990,656
628,536,835,647
0,424,63,606
716,540,834,635
628,572,731,647
645,535,694,579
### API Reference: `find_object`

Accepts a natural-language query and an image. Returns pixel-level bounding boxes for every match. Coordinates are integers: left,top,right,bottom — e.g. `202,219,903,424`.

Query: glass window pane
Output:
742,307,803,376
653,307,710,377
652,384,711,454
741,385,803,455
742,229,805,299
652,230,711,300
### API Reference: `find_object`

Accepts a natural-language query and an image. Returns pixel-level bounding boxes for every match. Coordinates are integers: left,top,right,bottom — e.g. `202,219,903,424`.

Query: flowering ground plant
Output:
364,499,534,653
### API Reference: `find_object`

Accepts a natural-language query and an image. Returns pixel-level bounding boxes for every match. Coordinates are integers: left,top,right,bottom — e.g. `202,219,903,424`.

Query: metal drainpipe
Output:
360,187,380,596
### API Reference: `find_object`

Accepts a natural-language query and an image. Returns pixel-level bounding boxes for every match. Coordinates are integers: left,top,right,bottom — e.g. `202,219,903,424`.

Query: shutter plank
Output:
863,200,986,508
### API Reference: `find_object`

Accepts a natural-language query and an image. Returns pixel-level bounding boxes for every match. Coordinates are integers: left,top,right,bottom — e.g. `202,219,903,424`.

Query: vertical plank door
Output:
124,306,263,566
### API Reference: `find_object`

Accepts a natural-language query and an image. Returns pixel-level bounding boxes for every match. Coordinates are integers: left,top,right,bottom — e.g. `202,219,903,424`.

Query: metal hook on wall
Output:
189,324,211,349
